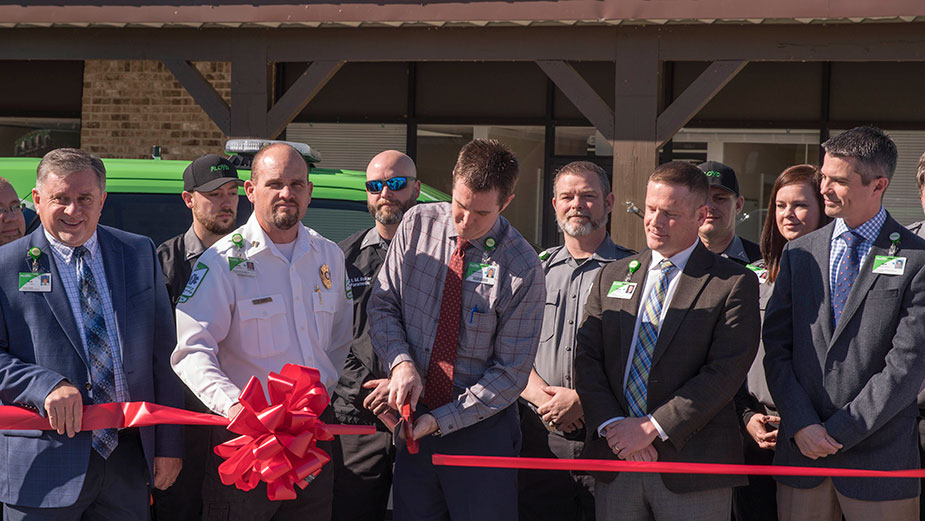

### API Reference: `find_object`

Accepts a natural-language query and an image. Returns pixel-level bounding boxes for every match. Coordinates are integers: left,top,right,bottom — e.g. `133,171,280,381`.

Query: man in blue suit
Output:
0,148,184,520
764,127,925,520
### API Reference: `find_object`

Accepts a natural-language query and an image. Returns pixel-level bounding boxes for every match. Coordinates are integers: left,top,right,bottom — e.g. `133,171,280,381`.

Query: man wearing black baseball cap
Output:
152,153,243,521
697,161,761,264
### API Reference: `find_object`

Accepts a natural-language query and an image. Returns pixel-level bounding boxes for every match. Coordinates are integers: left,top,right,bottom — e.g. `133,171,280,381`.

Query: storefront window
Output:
0,117,80,157
673,128,821,243
554,126,612,157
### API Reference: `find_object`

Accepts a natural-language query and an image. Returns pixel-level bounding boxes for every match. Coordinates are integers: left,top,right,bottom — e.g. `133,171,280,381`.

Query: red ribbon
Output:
0,364,374,501
401,403,419,454
432,454,925,478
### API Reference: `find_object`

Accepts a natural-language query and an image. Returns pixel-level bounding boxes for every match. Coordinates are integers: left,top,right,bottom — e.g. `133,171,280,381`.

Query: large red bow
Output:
214,364,361,501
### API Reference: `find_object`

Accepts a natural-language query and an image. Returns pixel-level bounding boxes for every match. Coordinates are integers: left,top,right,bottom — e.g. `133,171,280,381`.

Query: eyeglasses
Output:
365,176,415,194
0,203,23,216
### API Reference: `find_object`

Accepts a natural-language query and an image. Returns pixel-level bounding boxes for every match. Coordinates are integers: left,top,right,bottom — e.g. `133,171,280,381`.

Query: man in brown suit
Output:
575,161,760,520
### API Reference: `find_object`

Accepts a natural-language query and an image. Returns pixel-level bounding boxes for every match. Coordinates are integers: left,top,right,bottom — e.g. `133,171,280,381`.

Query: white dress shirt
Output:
172,214,353,416
598,239,700,439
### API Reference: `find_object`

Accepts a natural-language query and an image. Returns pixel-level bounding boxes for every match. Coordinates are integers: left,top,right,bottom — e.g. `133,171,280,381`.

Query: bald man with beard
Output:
331,150,420,521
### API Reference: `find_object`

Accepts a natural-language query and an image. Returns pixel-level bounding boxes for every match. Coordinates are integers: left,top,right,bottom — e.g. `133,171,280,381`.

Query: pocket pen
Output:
469,305,478,323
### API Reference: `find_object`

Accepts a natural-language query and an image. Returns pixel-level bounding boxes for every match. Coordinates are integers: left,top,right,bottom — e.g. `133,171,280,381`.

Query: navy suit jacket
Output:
0,225,183,508
764,215,925,501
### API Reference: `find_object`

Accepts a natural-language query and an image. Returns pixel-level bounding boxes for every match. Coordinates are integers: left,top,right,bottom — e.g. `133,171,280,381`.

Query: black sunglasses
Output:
365,176,415,193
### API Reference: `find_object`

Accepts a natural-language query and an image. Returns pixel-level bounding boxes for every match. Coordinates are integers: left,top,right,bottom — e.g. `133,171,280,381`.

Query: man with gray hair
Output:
765,126,925,519
0,148,183,520
518,161,632,521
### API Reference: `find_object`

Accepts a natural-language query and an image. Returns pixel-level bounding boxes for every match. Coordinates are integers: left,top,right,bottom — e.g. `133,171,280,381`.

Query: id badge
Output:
229,257,256,277
19,272,51,292
746,264,769,284
872,255,906,276
607,280,637,299
465,262,498,286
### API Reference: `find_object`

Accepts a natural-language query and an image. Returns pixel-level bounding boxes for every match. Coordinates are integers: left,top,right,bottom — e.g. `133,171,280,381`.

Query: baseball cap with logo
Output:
183,154,243,192
697,160,739,197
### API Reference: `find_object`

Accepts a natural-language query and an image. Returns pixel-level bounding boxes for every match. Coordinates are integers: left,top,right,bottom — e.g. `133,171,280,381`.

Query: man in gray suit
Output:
764,126,925,520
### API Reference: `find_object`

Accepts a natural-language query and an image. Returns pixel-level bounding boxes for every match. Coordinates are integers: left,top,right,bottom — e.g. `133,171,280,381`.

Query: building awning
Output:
0,0,923,28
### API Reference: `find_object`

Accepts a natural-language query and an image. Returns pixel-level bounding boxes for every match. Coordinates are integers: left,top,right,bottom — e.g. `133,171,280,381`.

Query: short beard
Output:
557,211,607,237
368,198,415,225
195,209,236,236
272,210,300,230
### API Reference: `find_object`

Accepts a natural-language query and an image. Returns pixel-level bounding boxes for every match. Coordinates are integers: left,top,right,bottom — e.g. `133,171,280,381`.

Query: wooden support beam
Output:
611,31,659,252
536,60,614,141
163,59,231,135
266,60,344,139
656,60,747,146
230,50,270,137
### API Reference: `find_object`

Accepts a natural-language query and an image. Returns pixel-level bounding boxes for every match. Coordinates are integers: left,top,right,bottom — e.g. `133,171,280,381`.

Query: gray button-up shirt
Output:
368,202,545,435
534,236,632,389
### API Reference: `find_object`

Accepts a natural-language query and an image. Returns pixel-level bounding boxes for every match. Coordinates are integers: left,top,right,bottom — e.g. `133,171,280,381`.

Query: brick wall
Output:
80,60,230,161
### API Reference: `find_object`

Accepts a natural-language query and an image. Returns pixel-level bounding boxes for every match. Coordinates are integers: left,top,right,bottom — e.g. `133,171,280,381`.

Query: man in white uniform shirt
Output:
172,143,353,520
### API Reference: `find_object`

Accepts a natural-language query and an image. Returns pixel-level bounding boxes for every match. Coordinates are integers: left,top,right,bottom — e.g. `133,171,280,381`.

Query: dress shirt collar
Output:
649,238,699,273
183,225,206,261
832,207,886,244
44,227,101,263
241,212,313,261
447,212,506,256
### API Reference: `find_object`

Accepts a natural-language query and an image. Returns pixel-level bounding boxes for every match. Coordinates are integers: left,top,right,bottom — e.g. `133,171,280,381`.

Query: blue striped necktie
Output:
625,259,675,417
74,246,118,458
832,231,862,325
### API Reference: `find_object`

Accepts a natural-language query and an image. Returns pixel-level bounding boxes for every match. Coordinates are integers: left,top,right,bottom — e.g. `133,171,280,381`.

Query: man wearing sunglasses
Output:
331,150,419,521
369,139,544,521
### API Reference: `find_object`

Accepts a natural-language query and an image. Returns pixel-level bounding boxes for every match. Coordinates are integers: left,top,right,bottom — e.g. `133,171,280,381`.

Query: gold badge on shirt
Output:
320,264,333,289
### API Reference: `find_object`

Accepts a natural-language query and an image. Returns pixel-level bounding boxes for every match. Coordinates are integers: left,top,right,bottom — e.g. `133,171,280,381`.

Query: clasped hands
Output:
603,417,659,462
537,386,584,433
793,423,842,460
44,380,182,490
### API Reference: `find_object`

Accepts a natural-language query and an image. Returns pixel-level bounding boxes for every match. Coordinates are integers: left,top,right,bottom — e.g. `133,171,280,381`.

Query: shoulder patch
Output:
178,262,209,304
344,274,353,300
539,249,551,261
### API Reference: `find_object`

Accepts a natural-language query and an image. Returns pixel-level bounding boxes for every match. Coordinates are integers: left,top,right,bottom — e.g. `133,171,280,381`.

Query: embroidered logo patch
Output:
178,262,209,304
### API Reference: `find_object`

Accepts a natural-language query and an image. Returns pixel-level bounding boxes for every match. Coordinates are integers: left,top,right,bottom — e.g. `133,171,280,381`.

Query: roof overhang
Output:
0,0,923,28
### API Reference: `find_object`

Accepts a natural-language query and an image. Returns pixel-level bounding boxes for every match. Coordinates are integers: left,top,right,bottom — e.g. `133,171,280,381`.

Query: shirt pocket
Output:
540,289,560,342
236,294,291,358
461,309,498,357
312,289,338,347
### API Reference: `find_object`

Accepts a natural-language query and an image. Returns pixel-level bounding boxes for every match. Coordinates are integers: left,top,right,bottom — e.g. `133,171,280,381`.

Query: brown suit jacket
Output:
575,242,760,493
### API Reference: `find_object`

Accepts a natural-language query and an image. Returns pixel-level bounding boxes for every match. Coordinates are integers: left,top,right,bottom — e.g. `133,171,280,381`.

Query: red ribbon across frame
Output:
0,364,373,501
432,454,925,478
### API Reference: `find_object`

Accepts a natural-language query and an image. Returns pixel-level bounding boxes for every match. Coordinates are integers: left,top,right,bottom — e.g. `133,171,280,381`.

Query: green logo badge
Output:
704,170,722,178
179,262,209,304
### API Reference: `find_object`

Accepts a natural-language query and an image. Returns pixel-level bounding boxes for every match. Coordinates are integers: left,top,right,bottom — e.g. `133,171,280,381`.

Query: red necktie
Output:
421,236,470,409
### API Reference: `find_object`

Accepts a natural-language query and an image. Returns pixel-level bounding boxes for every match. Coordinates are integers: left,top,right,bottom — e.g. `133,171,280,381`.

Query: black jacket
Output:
157,226,206,310
332,227,390,428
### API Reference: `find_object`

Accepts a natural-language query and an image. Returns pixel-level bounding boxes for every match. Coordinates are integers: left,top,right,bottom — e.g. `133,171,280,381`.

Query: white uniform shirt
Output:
172,214,353,416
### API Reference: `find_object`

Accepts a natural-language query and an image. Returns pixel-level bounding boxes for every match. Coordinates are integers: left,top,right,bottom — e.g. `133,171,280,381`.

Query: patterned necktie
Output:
421,236,470,409
74,246,118,458
625,259,675,417
832,231,862,325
